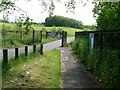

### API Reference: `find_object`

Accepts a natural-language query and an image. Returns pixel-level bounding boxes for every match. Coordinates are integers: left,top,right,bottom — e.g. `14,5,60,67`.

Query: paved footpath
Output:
0,37,74,61
60,47,101,88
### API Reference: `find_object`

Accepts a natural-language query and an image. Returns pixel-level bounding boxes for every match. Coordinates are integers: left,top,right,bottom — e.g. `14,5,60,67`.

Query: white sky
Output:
0,0,96,25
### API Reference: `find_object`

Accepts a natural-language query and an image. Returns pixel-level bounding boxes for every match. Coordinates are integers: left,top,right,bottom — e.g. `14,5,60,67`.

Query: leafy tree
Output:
93,2,120,30
0,0,88,17
45,15,84,29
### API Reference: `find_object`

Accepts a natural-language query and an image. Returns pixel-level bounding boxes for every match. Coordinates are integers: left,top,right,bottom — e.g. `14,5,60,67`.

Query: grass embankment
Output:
1,22,83,48
2,49,61,88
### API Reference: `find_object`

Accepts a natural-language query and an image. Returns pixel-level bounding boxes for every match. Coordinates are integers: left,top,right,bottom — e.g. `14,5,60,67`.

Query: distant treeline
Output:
44,15,84,29
84,25,96,30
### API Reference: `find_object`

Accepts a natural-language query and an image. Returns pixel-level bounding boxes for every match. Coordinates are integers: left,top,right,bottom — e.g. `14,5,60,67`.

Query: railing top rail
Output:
76,30,120,34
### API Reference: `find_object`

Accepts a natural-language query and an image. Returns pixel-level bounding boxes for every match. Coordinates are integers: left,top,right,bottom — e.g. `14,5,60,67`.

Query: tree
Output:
0,0,89,17
45,15,84,29
0,0,96,31
93,2,120,30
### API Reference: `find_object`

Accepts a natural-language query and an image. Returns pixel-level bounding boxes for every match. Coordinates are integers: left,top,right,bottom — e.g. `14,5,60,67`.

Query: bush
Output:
71,38,120,88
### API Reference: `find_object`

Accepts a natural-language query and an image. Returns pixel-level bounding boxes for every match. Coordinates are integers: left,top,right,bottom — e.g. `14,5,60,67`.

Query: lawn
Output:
2,49,61,88
1,22,83,48
32,25,83,37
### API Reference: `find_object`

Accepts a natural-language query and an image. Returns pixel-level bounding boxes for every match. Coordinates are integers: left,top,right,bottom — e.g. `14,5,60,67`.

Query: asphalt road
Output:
0,37,75,61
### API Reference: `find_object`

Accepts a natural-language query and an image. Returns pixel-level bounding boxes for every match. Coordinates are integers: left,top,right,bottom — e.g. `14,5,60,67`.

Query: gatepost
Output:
61,31,67,47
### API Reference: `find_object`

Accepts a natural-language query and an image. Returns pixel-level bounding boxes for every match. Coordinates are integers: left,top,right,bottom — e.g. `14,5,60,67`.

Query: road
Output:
0,37,75,61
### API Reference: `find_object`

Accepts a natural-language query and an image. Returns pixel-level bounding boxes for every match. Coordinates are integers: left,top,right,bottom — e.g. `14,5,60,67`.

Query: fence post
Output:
61,31,64,47
33,45,36,53
33,30,35,44
65,31,67,43
61,31,67,47
40,43,43,55
25,46,28,56
40,31,42,43
3,49,8,64
15,48,19,59
75,32,77,39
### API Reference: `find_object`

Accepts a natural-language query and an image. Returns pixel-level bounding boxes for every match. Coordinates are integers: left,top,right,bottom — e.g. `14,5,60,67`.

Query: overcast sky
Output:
0,0,96,25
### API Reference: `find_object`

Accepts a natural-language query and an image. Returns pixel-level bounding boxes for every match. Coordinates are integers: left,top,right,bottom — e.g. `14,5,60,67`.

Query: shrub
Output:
71,38,120,88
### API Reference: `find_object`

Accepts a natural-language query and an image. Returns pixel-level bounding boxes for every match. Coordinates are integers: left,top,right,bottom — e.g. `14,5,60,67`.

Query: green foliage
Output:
2,24,9,37
71,38,120,88
0,19,9,23
16,17,33,33
1,22,82,48
71,38,89,65
84,25,96,30
93,2,120,30
45,15,84,29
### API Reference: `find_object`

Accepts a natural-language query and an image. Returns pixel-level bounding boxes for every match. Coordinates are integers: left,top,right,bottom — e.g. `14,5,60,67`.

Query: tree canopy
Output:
1,0,119,31
45,15,84,29
93,2,120,30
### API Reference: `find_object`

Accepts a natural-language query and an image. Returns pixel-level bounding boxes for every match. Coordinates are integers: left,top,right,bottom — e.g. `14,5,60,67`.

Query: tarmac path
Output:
60,47,101,88
0,37,74,61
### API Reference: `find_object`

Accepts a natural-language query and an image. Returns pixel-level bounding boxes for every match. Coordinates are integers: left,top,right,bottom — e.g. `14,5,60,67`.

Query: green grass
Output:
71,38,120,88
32,25,83,37
0,22,16,31
2,49,61,88
1,23,83,48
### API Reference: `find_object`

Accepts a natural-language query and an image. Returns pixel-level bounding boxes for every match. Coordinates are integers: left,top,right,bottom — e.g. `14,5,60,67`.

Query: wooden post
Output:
40,43,43,55
61,31,64,47
64,31,67,44
25,46,28,56
33,30,35,44
3,49,8,64
15,48,19,59
40,31,42,43
33,45,36,53
75,32,77,40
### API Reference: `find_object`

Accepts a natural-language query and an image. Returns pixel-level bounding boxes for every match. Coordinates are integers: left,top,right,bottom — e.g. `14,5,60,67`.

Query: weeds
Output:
71,38,120,88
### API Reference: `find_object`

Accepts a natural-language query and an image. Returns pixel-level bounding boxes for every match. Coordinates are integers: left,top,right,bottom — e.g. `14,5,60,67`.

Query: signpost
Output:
89,33,94,54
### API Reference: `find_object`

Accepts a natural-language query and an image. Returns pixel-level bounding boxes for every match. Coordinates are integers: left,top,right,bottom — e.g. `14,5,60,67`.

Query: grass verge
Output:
2,49,61,88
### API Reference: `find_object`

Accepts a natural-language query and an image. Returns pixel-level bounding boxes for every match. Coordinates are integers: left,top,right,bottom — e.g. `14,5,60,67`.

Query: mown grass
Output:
32,25,83,37
0,23,16,31
2,49,61,88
